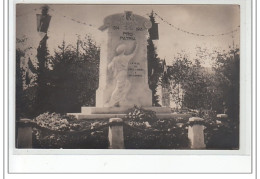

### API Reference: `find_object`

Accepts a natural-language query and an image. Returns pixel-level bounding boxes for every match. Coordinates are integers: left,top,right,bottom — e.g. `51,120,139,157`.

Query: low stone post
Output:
17,119,33,148
188,117,206,149
108,118,124,149
216,114,228,126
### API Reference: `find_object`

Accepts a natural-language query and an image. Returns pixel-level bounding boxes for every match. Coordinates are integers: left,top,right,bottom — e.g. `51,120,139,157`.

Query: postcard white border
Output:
7,0,253,174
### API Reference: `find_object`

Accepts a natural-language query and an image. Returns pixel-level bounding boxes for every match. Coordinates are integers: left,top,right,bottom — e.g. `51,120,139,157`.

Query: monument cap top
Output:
217,114,228,118
189,117,204,122
99,11,152,31
109,118,123,123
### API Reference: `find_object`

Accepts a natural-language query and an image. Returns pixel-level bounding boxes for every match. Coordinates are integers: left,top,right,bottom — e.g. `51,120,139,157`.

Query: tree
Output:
147,11,163,106
16,37,37,119
16,34,100,117
78,35,100,107
213,48,240,123
168,46,239,126
34,34,51,115
47,35,100,113
168,53,214,110
16,40,25,120
182,59,209,109
168,55,192,109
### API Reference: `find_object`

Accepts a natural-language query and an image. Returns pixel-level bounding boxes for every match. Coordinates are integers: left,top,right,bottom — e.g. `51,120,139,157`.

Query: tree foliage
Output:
16,35,100,118
168,47,239,124
213,48,240,122
168,55,192,108
47,35,100,113
147,12,163,106
16,37,37,119
167,54,209,109
166,47,239,148
16,45,25,120
34,35,51,115
182,59,209,109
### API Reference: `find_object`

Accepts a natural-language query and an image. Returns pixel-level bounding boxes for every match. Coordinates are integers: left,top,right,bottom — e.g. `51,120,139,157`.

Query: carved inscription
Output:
120,31,136,40
128,62,144,77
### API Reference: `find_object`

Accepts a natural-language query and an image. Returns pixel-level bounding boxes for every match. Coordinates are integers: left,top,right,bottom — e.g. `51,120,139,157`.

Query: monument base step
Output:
67,112,191,120
67,113,126,120
81,106,172,114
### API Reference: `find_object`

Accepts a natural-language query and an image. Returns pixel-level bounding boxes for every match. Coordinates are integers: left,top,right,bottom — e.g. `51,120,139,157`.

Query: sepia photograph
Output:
15,4,240,150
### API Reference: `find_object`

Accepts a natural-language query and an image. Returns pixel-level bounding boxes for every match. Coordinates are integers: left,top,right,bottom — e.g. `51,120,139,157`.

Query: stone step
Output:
81,106,172,114
68,113,126,120
67,112,191,120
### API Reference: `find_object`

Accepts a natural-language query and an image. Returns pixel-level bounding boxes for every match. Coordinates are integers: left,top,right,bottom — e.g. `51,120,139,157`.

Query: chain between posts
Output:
122,122,188,134
17,120,109,135
17,119,211,136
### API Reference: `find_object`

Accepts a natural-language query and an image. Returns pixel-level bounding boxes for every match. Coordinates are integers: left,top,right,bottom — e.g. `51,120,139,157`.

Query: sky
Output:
16,4,240,66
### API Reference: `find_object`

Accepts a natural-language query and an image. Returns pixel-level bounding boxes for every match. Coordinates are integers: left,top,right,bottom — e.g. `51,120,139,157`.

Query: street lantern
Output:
36,6,51,33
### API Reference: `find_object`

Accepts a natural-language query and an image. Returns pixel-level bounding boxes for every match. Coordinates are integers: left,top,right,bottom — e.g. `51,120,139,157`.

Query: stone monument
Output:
69,11,175,119
97,11,152,108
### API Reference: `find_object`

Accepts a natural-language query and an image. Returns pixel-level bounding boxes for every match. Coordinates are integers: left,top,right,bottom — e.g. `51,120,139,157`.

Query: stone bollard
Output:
17,119,33,148
108,118,124,149
216,114,228,125
188,117,206,149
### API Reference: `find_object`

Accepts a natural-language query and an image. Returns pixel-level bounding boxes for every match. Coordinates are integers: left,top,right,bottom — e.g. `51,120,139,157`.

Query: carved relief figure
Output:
105,42,138,107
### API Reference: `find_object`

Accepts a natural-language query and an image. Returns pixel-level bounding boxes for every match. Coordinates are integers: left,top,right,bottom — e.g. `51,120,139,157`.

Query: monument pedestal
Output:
68,106,190,120
81,106,171,114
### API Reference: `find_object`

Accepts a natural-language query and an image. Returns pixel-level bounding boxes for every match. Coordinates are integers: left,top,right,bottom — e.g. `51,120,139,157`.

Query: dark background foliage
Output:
16,35,100,118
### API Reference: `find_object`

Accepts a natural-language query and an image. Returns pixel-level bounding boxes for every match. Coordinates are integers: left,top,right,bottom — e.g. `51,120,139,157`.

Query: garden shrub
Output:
124,106,190,149
31,109,238,149
204,117,239,149
33,112,80,131
32,112,108,149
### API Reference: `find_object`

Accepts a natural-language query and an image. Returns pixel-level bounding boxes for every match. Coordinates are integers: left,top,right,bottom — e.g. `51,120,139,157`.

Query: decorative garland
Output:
16,7,239,38
154,12,240,37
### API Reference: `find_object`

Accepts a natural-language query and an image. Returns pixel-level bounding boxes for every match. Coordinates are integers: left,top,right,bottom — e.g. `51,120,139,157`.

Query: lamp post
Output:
35,5,51,115
36,6,51,35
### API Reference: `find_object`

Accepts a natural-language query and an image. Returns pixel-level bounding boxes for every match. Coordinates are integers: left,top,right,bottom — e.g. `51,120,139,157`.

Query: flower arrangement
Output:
124,105,158,129
123,106,190,149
